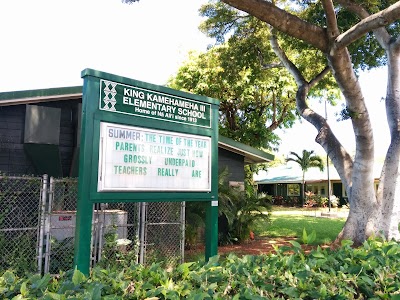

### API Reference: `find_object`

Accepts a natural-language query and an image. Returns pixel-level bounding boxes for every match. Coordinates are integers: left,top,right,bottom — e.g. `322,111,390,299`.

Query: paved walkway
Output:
271,208,349,218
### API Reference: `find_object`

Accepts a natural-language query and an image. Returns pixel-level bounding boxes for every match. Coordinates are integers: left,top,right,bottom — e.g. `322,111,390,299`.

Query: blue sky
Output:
0,0,389,159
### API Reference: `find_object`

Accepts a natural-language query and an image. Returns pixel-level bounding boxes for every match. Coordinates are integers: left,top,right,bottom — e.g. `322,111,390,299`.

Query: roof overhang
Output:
218,135,274,164
0,86,82,106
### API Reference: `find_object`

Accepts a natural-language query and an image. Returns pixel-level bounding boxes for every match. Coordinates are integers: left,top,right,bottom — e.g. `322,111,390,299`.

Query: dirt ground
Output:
185,237,322,260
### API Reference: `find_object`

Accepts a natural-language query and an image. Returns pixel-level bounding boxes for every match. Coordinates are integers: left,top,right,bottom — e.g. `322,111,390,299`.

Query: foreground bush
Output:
1,238,400,299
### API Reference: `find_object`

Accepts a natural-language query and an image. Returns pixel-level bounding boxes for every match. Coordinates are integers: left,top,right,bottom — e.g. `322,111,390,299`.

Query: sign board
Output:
98,122,211,191
75,69,220,274
100,79,211,128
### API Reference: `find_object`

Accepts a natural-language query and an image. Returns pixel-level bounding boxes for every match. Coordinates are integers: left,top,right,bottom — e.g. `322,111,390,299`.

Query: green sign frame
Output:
74,69,220,274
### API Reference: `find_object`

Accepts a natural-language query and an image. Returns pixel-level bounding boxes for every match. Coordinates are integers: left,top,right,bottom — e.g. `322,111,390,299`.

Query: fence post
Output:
44,176,54,273
180,201,186,264
37,174,48,274
139,202,146,264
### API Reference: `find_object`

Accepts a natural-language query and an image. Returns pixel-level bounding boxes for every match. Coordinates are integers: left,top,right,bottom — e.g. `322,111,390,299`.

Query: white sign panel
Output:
98,122,211,191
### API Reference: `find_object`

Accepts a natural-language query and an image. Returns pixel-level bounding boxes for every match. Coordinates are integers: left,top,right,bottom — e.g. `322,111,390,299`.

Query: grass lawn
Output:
253,209,346,245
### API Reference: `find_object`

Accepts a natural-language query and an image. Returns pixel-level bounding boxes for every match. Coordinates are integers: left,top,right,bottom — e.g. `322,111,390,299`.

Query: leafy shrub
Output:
305,192,327,207
2,238,400,299
329,195,339,208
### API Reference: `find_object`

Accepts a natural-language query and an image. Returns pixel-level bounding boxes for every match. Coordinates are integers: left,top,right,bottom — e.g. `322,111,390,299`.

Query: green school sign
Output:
99,79,212,128
74,69,220,274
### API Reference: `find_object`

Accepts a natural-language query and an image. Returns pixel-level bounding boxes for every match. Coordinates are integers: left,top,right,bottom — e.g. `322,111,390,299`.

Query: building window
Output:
287,184,300,196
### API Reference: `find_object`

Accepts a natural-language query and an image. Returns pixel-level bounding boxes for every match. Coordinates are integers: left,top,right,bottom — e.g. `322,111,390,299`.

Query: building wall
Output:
0,101,81,177
218,148,245,183
0,105,33,175
1,101,247,182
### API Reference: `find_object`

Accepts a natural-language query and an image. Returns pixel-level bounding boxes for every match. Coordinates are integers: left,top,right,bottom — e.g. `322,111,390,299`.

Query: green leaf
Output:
302,228,308,244
295,270,311,281
282,287,299,298
204,255,220,269
385,244,399,256
341,239,354,247
289,240,302,250
308,230,316,244
312,251,326,259
2,271,16,285
20,281,28,297
72,269,86,286
31,274,51,290
42,292,63,300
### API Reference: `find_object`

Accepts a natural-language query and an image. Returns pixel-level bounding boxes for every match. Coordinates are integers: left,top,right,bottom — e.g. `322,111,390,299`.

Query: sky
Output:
0,0,212,91
0,0,390,159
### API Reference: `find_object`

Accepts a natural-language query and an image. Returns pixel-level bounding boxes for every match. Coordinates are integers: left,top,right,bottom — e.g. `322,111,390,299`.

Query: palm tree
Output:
286,150,324,206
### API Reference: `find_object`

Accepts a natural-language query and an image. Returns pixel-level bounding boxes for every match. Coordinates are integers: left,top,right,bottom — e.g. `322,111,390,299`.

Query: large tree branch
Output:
309,66,331,89
333,0,400,51
322,0,340,38
269,28,305,86
269,27,353,187
267,103,288,131
220,0,329,51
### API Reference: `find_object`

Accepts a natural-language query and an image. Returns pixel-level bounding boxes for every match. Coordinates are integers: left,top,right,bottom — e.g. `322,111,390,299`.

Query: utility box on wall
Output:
24,105,61,145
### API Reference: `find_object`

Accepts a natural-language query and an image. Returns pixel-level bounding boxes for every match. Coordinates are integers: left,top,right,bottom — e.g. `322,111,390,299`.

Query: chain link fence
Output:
0,175,43,275
46,177,78,274
142,202,185,267
0,175,185,274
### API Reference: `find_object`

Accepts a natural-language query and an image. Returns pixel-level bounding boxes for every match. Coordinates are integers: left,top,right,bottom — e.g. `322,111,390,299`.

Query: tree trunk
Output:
377,42,400,240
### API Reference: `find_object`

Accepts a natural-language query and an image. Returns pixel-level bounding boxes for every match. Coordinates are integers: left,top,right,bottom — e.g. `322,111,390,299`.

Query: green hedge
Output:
2,238,400,299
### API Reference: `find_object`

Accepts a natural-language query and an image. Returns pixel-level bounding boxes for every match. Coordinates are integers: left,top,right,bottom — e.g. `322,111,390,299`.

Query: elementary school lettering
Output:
100,80,212,127
122,87,207,121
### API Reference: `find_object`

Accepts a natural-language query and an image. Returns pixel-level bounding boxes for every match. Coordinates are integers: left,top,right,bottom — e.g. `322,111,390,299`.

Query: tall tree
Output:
168,41,298,150
212,0,400,244
286,150,325,206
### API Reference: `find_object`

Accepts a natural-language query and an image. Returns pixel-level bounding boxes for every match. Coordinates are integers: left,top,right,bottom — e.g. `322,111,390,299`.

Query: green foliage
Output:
3,238,400,299
218,167,272,244
286,150,325,205
186,167,272,246
96,227,139,270
286,149,325,173
304,191,328,208
301,228,316,245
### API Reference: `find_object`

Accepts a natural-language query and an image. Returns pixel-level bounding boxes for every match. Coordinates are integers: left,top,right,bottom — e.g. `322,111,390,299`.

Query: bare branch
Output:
256,47,283,69
309,66,331,89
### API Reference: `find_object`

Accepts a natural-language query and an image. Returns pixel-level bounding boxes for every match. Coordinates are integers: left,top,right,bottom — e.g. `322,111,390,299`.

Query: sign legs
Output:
73,201,93,276
205,200,218,260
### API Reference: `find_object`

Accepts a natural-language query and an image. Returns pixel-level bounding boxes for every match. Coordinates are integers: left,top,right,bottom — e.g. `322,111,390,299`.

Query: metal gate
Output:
140,202,185,266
